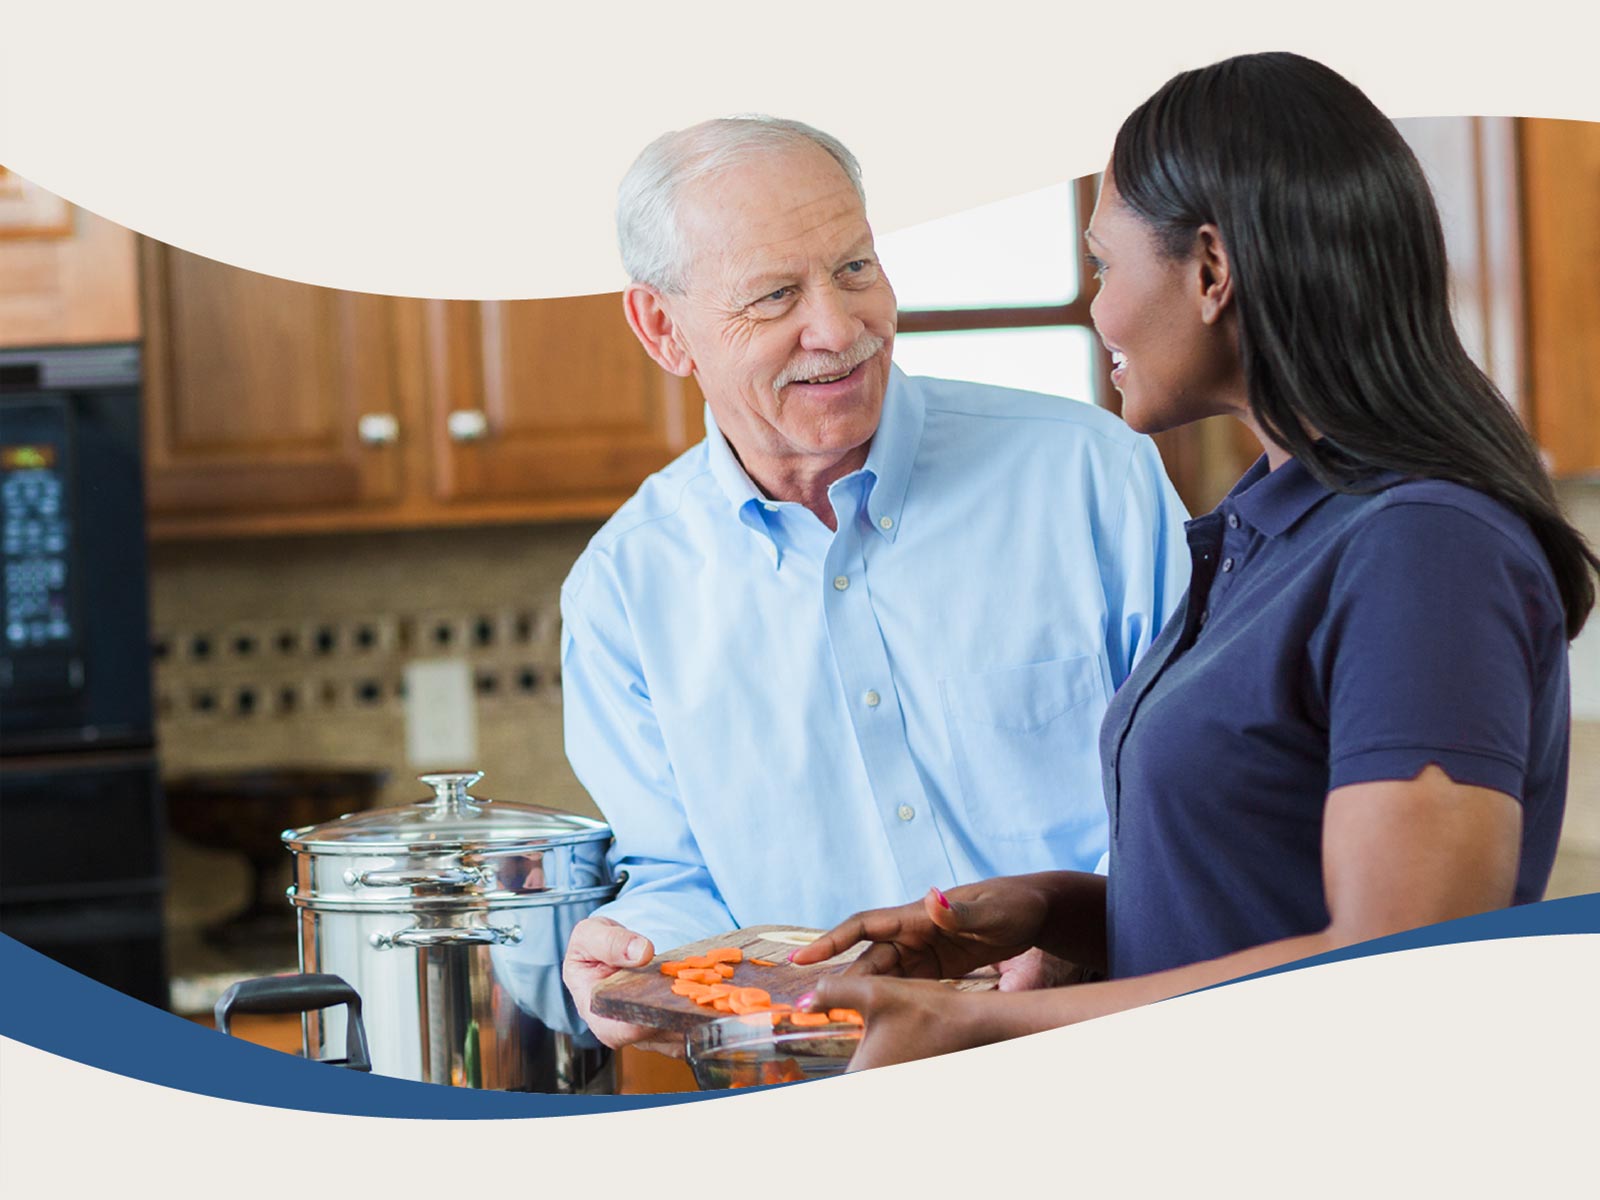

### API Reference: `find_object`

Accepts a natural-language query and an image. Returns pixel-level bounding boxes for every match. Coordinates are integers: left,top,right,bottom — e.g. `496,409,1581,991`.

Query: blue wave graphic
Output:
2,891,1595,1118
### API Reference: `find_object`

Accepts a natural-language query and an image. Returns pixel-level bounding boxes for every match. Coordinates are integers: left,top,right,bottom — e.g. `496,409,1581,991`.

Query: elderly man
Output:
559,116,1190,1049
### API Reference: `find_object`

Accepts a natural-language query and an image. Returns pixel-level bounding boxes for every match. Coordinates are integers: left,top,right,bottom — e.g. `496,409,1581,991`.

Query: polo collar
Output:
1228,453,1407,538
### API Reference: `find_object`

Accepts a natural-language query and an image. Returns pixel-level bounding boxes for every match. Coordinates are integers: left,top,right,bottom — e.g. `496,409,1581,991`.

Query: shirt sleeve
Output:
1318,500,1560,799
1103,436,1192,688
558,558,737,952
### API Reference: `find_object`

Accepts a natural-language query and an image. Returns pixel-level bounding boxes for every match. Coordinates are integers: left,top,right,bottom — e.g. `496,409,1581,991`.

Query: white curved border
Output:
1,0,1597,297
3,936,1596,1193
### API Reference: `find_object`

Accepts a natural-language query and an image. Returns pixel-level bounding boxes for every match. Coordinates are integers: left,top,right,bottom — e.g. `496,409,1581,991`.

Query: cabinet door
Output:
0,170,139,348
421,295,701,513
142,239,405,518
1522,118,1600,477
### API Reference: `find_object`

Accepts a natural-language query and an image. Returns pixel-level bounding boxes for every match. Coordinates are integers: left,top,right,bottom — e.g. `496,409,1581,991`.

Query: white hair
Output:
616,115,865,294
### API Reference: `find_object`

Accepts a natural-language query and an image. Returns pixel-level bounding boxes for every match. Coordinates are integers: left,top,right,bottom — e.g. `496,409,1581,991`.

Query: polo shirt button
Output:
1221,557,1235,573
1227,513,1240,529
833,575,850,591
879,515,894,530
763,502,779,512
864,689,881,707
897,804,915,822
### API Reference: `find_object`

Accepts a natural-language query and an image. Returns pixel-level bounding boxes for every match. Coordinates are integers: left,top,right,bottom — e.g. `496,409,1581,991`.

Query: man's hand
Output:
562,916,681,1055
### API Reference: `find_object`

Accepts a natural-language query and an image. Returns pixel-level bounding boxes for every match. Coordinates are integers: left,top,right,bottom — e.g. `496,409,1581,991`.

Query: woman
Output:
791,51,1598,1069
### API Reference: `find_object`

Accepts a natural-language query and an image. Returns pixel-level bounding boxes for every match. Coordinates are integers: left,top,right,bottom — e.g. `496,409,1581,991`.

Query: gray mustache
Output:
773,333,885,390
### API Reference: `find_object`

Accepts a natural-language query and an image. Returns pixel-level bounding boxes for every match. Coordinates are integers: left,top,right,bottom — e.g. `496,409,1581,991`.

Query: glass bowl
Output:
685,1013,863,1090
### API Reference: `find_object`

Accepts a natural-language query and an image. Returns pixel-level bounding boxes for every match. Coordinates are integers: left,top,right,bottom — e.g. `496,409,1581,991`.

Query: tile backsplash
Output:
149,521,602,817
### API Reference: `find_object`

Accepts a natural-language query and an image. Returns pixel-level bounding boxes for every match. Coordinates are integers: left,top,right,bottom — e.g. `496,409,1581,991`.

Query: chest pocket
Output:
940,654,1111,848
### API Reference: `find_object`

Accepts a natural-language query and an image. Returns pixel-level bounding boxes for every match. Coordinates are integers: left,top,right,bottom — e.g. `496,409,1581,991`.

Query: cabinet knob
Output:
357,413,400,445
447,409,491,442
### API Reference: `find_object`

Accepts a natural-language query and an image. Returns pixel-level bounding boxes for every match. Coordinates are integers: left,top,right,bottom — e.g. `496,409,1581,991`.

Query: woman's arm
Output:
813,765,1522,1069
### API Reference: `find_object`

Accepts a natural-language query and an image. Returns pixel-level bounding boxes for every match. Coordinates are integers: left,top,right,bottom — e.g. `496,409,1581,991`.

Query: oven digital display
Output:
2,444,58,470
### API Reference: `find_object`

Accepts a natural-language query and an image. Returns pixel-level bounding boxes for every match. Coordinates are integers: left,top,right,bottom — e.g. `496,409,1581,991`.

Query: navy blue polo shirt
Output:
1101,455,1570,979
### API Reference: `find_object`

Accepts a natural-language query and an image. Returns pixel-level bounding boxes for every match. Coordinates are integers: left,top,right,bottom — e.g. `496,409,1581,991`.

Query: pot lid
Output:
282,771,610,851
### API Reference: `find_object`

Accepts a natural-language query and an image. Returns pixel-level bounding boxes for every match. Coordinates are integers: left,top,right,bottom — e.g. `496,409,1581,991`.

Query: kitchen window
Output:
878,176,1110,409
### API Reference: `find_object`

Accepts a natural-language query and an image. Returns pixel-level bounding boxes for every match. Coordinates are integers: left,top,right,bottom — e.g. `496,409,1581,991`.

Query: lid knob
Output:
417,771,485,814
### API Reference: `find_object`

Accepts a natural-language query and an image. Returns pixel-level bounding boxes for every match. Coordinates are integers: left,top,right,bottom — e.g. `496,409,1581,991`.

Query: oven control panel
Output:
2,442,72,650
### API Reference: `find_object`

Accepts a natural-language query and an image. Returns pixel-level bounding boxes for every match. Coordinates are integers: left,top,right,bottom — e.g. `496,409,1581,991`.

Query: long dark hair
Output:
1112,51,1599,638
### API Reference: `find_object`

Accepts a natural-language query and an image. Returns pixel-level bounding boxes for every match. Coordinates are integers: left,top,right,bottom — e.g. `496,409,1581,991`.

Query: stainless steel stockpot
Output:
283,771,619,1092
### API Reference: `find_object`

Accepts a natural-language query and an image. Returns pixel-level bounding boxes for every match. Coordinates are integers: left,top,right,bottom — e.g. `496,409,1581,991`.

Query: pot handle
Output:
343,867,485,889
369,925,524,950
214,974,372,1072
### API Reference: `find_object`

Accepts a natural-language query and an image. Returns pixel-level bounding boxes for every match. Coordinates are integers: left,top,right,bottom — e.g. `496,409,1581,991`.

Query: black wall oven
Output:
0,343,168,1007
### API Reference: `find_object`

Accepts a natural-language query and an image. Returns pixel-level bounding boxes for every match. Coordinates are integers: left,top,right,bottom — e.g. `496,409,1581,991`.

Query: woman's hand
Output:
790,877,1055,981
804,975,997,1071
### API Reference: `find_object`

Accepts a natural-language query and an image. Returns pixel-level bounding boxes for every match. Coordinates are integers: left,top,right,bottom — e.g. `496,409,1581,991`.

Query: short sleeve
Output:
1318,499,1562,799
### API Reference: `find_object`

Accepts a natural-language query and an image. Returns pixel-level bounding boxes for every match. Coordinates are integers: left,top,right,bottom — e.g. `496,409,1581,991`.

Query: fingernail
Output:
786,950,798,963
625,937,646,963
933,887,952,910
796,990,816,1010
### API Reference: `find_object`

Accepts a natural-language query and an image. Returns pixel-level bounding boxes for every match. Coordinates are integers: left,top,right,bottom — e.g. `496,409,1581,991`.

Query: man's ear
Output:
1195,224,1234,326
623,284,694,377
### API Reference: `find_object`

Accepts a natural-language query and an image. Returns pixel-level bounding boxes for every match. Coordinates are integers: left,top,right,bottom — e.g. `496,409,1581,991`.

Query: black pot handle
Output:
214,973,372,1072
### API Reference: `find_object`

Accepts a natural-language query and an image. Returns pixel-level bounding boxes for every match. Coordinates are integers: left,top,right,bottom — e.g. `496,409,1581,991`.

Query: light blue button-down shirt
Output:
559,368,1190,951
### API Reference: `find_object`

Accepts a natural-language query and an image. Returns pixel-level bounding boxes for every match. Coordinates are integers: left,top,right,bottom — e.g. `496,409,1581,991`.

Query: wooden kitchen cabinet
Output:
142,240,702,539
416,295,700,513
1520,118,1600,479
0,168,140,348
142,240,406,525
140,241,704,537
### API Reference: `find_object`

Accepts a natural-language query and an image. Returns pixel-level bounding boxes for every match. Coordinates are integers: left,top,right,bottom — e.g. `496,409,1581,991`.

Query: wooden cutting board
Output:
589,924,996,1033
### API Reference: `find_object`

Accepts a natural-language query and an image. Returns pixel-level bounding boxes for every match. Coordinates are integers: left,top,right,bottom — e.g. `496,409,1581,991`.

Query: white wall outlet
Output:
403,658,479,767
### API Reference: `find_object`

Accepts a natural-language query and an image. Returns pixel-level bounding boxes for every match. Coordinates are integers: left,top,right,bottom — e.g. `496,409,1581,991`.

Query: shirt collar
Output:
1227,453,1406,538
699,364,927,555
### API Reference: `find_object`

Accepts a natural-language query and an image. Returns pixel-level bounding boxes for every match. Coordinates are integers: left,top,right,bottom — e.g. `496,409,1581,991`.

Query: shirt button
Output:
1199,609,1210,625
878,515,894,530
1227,513,1240,529
864,690,881,707
833,575,850,591
763,502,779,512
897,804,915,822
1221,557,1234,573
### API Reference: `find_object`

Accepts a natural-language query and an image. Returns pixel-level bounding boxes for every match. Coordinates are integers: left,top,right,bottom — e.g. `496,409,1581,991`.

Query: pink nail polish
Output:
934,888,952,910
796,990,816,1010
786,950,798,962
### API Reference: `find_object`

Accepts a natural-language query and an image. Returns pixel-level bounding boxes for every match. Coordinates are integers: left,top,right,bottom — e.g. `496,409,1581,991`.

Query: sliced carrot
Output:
734,987,771,1007
692,992,720,1006
713,963,736,978
766,1003,793,1014
671,980,712,998
749,958,779,968
712,997,734,1012
675,968,722,985
680,954,714,970
788,1012,831,1027
828,1008,864,1025
704,946,743,964
658,960,686,976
